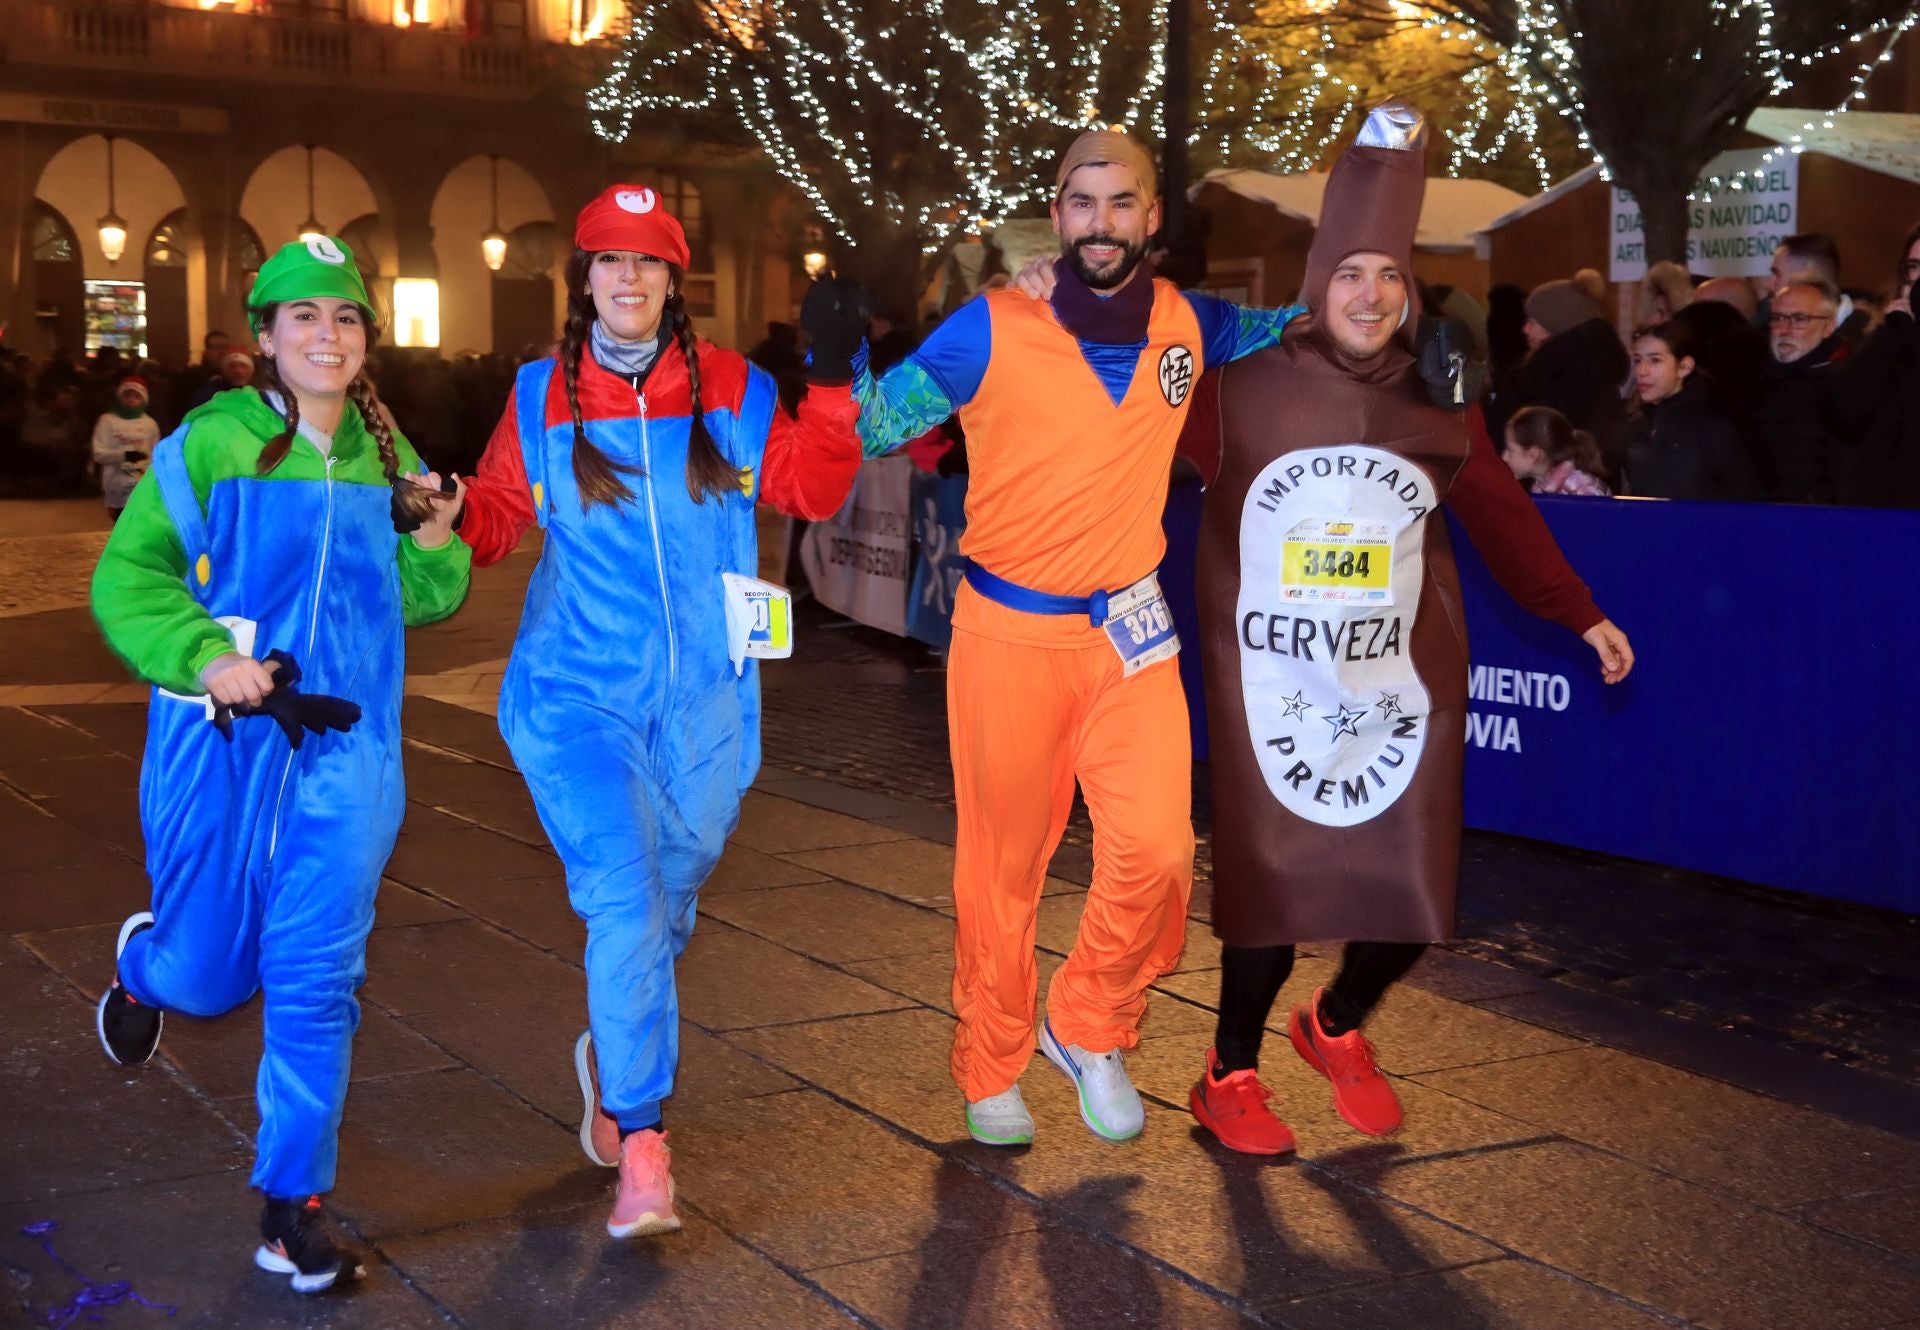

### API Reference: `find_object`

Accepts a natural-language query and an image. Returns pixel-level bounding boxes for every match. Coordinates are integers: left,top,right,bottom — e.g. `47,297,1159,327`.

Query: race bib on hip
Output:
723,572,793,675
1102,572,1180,677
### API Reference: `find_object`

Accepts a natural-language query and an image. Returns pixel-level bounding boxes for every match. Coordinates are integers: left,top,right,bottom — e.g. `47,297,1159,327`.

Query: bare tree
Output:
1433,0,1917,263
587,0,1365,313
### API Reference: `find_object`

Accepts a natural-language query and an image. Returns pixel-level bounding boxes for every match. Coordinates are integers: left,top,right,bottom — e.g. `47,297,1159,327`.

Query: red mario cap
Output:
574,184,691,268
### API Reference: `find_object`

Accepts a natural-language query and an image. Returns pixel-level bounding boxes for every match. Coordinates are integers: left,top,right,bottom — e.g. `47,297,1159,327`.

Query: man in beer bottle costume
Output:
1181,102,1635,1154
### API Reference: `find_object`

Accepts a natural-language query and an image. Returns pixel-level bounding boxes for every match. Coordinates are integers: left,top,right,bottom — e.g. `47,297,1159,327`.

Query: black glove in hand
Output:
1416,316,1485,412
801,277,873,381
211,649,361,750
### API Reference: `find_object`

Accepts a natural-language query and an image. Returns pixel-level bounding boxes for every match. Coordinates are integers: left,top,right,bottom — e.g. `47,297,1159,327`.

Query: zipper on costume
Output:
269,451,335,863
636,390,678,694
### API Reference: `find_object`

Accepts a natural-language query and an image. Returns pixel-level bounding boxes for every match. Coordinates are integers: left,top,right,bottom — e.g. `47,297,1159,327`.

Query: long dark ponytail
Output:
251,299,437,527
559,248,741,509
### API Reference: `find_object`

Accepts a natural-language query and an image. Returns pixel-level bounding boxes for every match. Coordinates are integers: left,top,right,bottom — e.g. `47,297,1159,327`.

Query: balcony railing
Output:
1,0,608,99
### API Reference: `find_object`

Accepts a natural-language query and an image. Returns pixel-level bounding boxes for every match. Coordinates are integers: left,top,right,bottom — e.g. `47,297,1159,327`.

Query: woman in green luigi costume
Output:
88,237,468,1293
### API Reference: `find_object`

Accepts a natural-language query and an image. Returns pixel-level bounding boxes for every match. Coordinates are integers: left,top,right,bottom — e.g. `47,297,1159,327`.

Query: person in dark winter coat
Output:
1832,246,1919,508
1516,279,1631,481
1623,321,1759,501
1754,281,1846,503
1669,297,1768,438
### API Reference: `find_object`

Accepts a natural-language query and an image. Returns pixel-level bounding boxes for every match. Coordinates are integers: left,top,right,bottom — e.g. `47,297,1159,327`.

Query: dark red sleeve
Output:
458,386,538,568
756,380,862,520
1176,368,1223,486
1445,406,1605,634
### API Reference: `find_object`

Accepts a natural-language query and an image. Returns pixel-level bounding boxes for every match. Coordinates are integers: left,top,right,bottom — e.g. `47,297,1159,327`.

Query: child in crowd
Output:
1502,405,1611,496
90,376,160,522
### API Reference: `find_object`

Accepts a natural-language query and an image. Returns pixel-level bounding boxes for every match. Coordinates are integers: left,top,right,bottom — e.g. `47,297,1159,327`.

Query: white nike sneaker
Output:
1040,1017,1145,1141
965,1084,1035,1146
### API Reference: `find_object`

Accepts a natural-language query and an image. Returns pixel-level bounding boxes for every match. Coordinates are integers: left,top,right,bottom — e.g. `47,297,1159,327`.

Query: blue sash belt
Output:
964,562,1117,627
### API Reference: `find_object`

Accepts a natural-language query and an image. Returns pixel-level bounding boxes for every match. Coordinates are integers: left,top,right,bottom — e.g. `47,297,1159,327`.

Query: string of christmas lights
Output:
1425,0,1919,197
587,0,1363,254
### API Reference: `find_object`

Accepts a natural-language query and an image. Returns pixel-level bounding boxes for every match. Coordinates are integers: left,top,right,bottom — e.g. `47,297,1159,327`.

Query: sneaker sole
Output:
116,911,155,959
1287,1011,1402,1138
96,984,162,1068
607,1211,683,1240
964,1104,1034,1146
574,1032,619,1168
254,1244,341,1294
1188,1083,1295,1156
1038,1021,1141,1143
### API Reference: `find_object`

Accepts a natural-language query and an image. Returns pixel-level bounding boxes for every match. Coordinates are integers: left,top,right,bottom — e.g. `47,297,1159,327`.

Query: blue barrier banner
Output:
906,470,969,649
1452,498,1920,914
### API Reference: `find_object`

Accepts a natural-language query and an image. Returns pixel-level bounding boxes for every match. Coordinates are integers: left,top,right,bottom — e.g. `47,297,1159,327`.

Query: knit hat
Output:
115,376,149,405
246,237,372,333
574,184,691,267
1054,129,1158,200
1302,100,1428,333
1526,279,1604,337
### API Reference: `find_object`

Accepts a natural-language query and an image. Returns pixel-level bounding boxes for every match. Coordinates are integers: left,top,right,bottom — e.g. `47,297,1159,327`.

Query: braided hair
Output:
250,299,438,527
559,248,741,509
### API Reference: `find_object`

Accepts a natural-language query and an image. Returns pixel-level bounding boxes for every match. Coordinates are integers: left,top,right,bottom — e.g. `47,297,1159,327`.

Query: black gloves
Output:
1415,316,1485,412
211,649,361,750
390,471,458,534
801,277,873,382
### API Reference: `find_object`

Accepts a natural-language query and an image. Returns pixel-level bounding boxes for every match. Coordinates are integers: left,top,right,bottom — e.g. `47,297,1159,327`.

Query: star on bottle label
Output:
1322,702,1370,739
1377,692,1403,716
1279,690,1312,721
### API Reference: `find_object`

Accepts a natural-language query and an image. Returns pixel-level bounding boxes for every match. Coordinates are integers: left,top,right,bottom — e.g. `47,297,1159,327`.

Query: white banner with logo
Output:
1609,149,1799,281
799,454,913,636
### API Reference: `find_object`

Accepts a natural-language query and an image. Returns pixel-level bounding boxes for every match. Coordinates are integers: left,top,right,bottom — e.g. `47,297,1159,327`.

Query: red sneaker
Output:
1189,1048,1296,1155
1288,988,1403,1136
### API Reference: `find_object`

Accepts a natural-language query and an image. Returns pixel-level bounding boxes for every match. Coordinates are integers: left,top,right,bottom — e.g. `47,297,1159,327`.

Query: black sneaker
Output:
255,1195,364,1294
96,913,162,1067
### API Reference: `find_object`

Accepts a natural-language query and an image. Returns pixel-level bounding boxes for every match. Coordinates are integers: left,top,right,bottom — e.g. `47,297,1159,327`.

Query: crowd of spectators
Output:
1483,225,1920,507
0,331,521,503
6,222,1915,515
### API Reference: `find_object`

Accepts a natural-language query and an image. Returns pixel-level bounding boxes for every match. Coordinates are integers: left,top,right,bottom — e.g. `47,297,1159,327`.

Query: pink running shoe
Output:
607,1128,681,1240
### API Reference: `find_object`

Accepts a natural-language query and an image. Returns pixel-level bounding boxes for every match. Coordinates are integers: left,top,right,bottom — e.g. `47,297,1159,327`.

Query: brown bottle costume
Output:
1187,109,1605,950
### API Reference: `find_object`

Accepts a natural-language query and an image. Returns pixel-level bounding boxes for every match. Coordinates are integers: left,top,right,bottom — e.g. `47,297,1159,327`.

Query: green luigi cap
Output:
247,236,372,333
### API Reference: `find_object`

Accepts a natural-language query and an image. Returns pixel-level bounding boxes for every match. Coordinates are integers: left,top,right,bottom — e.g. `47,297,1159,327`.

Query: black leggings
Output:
1212,940,1427,1073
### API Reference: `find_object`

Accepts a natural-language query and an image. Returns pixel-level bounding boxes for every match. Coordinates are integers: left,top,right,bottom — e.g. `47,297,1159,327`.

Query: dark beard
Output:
1063,233,1147,291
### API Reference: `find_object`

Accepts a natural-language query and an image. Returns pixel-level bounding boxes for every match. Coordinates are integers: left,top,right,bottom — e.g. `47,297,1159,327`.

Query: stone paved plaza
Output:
5,499,1920,1329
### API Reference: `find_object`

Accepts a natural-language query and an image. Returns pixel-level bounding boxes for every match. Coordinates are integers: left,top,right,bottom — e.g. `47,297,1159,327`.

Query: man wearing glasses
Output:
1755,280,1846,502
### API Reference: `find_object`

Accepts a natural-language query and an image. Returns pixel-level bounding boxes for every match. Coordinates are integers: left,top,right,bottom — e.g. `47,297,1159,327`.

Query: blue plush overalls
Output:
499,357,770,1130
120,430,407,1199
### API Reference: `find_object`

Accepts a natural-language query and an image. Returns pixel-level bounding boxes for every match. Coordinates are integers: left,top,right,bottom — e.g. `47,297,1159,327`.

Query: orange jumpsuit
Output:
857,272,1300,1099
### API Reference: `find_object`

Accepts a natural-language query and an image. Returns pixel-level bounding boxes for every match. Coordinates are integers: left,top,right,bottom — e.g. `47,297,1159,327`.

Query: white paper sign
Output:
1610,149,1799,281
799,455,913,637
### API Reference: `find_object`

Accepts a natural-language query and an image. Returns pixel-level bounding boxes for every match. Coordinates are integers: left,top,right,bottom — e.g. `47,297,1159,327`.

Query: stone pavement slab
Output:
381,1204,855,1330
1796,1185,1920,1264
1263,1256,1674,1330
0,1170,448,1330
0,858,149,933
781,836,1080,908
673,1088,1043,1273
1370,1139,1920,1330
699,842,832,895
813,1225,1269,1330
728,789,916,854
1414,1045,1920,1208
0,935,246,1205
699,879,958,963
675,921,915,1031
361,919,581,1019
